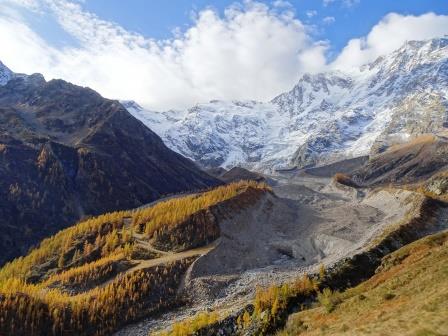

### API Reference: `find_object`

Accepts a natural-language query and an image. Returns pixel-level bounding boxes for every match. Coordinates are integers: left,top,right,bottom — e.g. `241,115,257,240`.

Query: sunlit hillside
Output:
0,181,270,336
277,230,448,336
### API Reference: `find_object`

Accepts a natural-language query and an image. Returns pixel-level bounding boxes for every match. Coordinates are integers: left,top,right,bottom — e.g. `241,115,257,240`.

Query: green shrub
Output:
317,288,342,313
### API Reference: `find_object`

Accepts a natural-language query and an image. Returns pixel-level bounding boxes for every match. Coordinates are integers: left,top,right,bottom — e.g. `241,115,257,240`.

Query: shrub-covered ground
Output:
277,230,448,336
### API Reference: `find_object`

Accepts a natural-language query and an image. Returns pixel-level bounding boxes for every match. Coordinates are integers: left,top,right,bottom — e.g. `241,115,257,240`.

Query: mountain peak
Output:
21,73,46,86
403,37,448,50
393,37,448,60
0,60,13,86
121,100,144,111
363,37,448,74
125,37,448,171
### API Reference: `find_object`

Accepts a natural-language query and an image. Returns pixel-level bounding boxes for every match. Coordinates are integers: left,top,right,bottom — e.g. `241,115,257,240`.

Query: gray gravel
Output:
115,175,417,335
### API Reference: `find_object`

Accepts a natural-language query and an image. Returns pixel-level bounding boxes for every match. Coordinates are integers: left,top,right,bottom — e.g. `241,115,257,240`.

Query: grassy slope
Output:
278,231,448,336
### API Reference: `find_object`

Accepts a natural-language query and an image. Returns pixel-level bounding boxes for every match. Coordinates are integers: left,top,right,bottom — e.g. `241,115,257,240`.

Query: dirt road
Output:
126,240,219,275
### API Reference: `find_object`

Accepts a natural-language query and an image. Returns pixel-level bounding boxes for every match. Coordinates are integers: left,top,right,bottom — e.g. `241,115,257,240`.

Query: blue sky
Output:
80,0,448,57
0,0,447,109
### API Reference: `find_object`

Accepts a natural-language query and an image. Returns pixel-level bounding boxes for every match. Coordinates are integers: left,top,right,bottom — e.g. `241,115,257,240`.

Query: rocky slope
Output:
0,61,13,85
0,65,219,265
126,38,448,171
351,134,448,186
115,171,435,335
278,230,448,336
207,166,267,184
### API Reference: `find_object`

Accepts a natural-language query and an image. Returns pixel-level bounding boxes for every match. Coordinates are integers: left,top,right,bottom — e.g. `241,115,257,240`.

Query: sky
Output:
0,0,447,110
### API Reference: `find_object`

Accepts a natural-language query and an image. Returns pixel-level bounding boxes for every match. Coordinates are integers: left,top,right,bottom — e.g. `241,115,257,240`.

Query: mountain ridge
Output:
0,70,220,265
0,61,13,85
126,37,448,171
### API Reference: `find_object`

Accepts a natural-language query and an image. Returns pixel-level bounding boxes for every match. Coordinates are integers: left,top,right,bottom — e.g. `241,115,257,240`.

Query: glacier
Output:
125,38,448,172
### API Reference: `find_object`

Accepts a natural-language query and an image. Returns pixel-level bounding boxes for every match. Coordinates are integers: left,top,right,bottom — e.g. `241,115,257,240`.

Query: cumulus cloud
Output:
0,1,447,110
306,10,317,18
0,0,327,110
332,12,448,70
322,16,335,25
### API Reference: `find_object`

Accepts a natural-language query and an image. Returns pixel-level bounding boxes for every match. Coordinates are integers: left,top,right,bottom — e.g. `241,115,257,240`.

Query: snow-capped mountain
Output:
0,61,13,85
128,38,447,171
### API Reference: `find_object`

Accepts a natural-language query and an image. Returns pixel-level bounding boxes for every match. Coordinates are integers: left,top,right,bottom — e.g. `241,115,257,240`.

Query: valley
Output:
0,21,447,336
1,142,448,336
115,168,448,335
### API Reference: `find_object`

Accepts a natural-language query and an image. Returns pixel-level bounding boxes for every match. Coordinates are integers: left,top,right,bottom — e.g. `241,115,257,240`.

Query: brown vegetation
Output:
0,181,269,335
134,180,270,241
387,134,437,153
148,181,269,251
0,258,195,336
333,173,358,188
0,181,268,284
42,252,131,293
0,211,134,283
276,231,448,335
156,311,219,336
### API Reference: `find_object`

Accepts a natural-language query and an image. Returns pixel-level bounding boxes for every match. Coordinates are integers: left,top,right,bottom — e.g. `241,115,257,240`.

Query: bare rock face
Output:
371,92,448,155
127,38,448,171
0,73,219,265
219,167,266,183
0,61,13,85
351,135,448,186
426,174,448,195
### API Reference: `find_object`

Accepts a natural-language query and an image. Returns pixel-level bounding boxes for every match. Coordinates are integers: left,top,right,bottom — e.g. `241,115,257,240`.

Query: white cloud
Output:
322,16,335,24
0,1,447,110
342,0,359,7
272,0,293,9
0,0,327,110
332,12,448,70
306,10,317,18
323,0,359,7
0,15,58,72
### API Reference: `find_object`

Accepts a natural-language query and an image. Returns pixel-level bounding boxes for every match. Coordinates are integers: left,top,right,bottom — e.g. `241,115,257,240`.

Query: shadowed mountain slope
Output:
0,72,219,265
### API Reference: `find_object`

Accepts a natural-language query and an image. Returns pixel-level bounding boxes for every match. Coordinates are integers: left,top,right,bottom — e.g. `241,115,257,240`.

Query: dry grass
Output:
387,134,437,153
277,231,448,336
153,311,220,336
